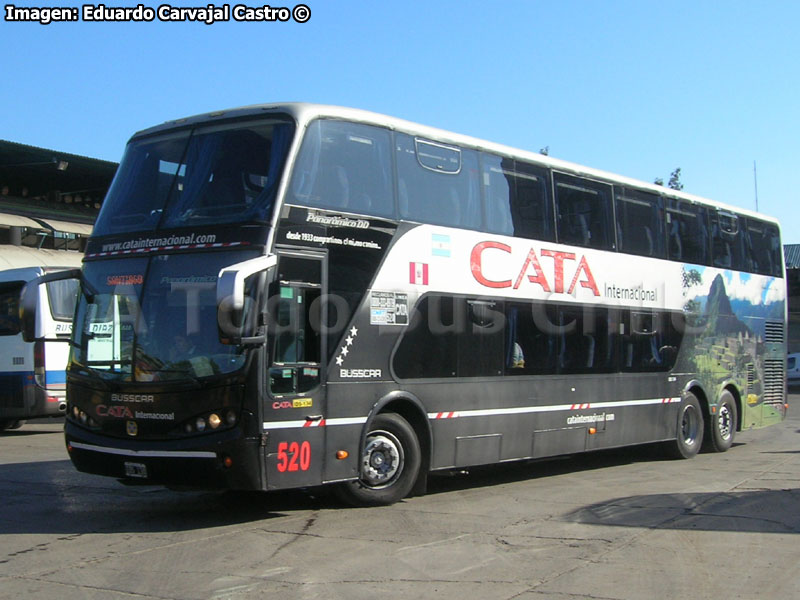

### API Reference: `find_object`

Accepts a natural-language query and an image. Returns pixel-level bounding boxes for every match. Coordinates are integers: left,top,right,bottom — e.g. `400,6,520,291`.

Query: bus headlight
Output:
226,411,237,426
195,417,207,432
208,413,222,429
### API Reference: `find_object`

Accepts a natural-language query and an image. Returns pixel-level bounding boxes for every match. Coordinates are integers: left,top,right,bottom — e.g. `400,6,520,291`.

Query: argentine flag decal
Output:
432,233,451,257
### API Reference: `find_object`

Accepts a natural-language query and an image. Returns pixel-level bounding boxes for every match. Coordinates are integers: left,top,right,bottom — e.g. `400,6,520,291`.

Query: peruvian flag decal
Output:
409,262,429,285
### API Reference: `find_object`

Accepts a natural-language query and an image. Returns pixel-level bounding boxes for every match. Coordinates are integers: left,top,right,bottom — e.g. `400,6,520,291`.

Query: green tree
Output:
668,167,683,190
654,167,684,190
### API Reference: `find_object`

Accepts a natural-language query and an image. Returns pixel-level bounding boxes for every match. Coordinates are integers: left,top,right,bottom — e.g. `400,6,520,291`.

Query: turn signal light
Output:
336,450,349,460
588,427,597,435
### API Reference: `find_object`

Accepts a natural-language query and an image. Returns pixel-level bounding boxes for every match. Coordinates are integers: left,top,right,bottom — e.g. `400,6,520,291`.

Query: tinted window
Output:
96,120,294,235
505,302,558,375
289,120,394,217
393,295,504,379
558,305,617,374
0,283,23,336
666,199,710,265
554,174,614,250
620,310,683,372
744,218,782,277
482,154,554,241
393,295,457,379
397,134,481,229
505,302,617,375
710,211,744,270
615,188,665,258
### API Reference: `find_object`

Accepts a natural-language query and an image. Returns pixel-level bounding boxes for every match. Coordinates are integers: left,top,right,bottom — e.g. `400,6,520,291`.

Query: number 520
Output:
276,441,311,472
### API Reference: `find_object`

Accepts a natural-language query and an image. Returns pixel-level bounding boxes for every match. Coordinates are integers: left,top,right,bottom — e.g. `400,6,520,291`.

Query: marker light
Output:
588,427,597,435
222,456,233,469
336,450,349,460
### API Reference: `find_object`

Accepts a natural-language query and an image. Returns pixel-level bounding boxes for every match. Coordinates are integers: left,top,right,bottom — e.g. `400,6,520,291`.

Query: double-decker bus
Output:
1,248,82,431
22,104,787,505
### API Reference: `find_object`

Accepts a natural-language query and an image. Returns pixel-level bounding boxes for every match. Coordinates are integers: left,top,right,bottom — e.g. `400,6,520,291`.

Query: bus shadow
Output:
562,488,800,533
0,459,327,536
0,429,63,438
424,444,684,497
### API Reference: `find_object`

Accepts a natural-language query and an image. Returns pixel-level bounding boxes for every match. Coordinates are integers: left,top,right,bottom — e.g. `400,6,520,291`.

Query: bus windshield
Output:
70,251,260,383
93,118,295,235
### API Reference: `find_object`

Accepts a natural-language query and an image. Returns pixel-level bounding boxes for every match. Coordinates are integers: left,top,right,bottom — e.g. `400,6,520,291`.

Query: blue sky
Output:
3,1,799,241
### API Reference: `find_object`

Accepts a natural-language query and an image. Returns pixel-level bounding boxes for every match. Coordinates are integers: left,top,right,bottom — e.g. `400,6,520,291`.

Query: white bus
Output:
0,247,81,431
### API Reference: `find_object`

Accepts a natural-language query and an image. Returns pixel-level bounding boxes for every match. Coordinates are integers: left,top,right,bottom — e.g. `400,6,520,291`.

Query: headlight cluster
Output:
183,410,237,434
71,404,98,428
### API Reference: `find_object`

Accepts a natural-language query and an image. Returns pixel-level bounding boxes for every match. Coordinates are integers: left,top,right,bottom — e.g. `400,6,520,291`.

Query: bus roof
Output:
0,246,83,273
132,102,778,227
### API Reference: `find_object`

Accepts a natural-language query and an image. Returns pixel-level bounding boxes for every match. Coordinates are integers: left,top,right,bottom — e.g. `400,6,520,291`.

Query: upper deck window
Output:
744,218,782,277
666,199,710,266
554,174,614,250
482,154,554,241
94,119,295,235
288,119,394,218
614,188,665,258
396,134,480,229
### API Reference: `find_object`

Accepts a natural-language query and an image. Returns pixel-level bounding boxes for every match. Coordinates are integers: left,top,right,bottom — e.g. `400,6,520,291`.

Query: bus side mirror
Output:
20,268,82,343
217,255,276,345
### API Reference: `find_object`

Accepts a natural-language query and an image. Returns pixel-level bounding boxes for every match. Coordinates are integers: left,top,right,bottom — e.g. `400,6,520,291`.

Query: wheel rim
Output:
717,403,733,440
681,405,700,446
360,429,404,489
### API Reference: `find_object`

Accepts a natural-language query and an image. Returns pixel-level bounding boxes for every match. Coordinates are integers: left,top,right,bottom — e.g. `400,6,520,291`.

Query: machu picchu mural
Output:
678,265,786,428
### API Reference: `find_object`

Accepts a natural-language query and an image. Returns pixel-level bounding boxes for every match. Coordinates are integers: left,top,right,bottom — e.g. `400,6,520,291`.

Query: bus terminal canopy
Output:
0,245,83,269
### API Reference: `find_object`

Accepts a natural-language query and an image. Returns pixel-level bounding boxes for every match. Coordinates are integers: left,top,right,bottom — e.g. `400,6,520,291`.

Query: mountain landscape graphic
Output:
704,273,751,336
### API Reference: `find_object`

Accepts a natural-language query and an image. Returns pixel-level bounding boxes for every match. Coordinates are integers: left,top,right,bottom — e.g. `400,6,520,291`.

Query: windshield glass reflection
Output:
71,251,259,383
94,119,295,235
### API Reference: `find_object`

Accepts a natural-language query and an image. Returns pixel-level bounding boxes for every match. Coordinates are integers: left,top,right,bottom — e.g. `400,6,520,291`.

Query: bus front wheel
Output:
666,392,704,459
335,413,421,507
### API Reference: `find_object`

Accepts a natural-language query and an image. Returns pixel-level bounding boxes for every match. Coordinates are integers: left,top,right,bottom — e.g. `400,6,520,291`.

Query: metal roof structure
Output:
0,138,117,226
785,244,800,269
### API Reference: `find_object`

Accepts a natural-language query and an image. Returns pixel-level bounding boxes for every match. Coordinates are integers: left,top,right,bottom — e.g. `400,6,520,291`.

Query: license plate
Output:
124,462,148,478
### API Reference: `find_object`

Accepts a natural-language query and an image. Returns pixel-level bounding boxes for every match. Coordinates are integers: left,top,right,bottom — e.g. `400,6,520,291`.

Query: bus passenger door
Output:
264,252,327,490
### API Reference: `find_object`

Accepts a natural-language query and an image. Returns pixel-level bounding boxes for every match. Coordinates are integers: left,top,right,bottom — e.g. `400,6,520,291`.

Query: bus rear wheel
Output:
703,390,737,453
666,392,704,459
0,420,23,432
335,413,421,507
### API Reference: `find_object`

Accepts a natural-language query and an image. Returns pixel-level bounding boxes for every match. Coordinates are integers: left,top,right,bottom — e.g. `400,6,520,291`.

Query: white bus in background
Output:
0,247,82,432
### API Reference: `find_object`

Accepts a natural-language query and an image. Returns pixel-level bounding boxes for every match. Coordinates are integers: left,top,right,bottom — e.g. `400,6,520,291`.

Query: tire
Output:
703,390,737,453
335,413,421,507
0,420,23,432
666,392,704,459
